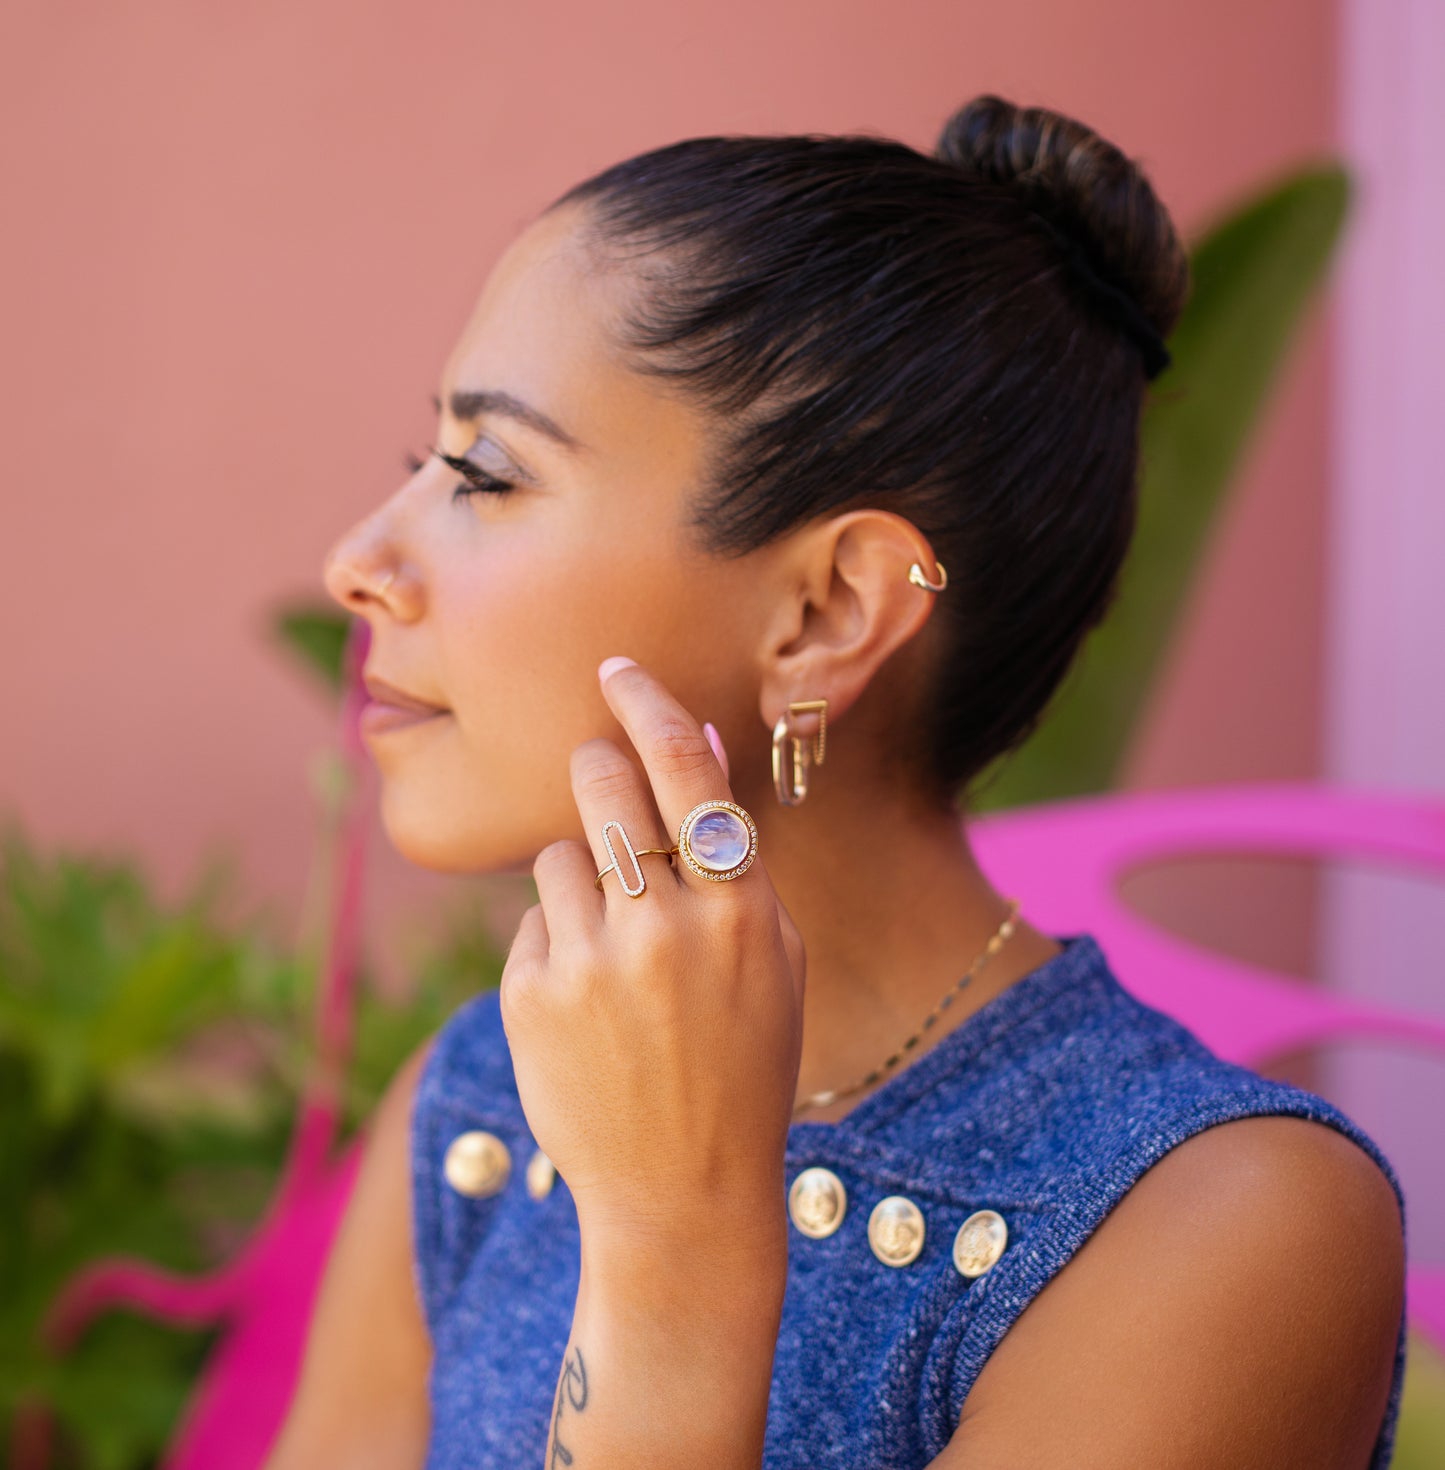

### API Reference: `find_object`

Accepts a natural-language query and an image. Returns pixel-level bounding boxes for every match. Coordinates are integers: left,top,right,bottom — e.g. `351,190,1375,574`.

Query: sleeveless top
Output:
409,932,1409,1468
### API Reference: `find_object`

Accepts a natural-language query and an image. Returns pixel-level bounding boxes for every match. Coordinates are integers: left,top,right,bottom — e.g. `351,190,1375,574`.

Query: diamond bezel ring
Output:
676,799,759,882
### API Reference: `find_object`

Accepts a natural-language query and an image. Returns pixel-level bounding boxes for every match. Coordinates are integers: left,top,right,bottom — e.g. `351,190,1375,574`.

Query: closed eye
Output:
403,444,515,499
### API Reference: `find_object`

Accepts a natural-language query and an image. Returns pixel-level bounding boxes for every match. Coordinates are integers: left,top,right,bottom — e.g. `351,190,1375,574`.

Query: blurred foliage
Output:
0,815,503,1469
973,164,1352,811
267,607,353,699
1397,1330,1445,1469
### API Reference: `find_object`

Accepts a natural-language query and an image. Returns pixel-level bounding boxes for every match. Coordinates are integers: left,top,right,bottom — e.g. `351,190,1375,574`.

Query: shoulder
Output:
935,1111,1406,1469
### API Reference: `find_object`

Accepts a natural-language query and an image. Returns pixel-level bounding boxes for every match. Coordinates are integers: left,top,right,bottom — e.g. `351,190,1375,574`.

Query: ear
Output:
757,508,945,738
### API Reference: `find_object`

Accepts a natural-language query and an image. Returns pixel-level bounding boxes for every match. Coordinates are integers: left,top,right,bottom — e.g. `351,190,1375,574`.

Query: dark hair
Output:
546,95,1191,809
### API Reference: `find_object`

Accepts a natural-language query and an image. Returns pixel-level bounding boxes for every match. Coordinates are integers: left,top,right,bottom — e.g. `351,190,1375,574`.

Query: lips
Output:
362,672,449,715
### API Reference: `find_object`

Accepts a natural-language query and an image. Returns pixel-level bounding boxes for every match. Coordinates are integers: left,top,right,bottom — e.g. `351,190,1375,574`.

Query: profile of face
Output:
321,203,760,875
322,199,941,879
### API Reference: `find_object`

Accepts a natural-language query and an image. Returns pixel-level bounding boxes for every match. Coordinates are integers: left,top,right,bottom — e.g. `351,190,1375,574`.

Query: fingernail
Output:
597,655,637,684
703,720,730,778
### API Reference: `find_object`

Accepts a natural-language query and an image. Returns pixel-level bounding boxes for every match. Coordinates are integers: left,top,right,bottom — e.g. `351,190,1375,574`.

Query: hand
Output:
499,656,807,1253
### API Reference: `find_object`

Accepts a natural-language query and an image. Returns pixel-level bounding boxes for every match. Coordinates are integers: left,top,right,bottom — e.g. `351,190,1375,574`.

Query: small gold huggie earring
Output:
772,698,828,807
908,558,947,592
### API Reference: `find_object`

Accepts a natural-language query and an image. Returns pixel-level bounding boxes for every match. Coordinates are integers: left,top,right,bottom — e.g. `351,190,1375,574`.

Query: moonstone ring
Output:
676,799,759,882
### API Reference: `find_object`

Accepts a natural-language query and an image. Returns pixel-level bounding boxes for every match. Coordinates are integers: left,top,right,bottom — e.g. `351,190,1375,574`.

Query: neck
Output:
737,761,1063,1125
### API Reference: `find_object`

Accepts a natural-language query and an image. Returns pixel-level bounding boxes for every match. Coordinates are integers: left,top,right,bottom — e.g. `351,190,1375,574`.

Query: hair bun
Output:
935,94,1189,346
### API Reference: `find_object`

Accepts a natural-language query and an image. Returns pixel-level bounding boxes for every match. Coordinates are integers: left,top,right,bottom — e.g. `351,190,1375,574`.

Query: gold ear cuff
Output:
908,558,947,592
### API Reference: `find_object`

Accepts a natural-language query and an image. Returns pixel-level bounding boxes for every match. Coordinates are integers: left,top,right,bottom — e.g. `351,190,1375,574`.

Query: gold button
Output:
443,1130,511,1198
788,1166,847,1238
952,1209,1009,1277
868,1194,926,1266
525,1148,557,1200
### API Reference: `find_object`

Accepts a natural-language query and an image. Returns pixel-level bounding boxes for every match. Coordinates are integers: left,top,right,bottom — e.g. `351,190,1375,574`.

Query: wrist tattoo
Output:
547,1343,589,1468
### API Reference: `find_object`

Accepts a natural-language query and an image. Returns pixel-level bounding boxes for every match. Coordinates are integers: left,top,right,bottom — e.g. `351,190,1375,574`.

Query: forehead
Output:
438,203,695,468
449,203,618,365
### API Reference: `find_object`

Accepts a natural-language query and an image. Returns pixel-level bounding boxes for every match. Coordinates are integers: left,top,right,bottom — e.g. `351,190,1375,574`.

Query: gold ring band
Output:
594,848,678,894
593,817,679,896
593,800,760,896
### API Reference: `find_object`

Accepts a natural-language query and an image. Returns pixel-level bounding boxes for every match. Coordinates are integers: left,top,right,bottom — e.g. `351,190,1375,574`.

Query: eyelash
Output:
403,444,515,500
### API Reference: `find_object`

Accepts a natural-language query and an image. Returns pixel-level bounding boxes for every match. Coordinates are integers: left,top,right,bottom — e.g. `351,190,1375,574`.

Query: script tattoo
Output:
547,1344,589,1468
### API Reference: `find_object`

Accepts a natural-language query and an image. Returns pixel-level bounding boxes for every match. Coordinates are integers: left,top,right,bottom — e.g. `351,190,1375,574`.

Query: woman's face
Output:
322,202,773,875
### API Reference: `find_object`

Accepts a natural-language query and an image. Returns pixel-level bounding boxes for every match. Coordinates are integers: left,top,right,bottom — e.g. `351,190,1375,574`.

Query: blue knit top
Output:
409,932,1408,1467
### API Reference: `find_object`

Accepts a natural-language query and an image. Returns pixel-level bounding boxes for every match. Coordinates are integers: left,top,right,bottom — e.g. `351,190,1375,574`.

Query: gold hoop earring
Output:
907,558,947,592
772,698,828,807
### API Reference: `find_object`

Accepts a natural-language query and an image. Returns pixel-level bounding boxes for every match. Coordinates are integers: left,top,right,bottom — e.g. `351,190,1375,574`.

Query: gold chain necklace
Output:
791,897,1022,1119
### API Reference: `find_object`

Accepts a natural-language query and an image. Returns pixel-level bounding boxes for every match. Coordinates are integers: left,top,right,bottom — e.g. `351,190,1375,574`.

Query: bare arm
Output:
261,1037,437,1470
928,1114,1406,1469
541,1192,789,1469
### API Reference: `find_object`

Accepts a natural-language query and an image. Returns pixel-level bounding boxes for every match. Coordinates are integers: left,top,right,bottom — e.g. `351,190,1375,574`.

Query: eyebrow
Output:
434,389,585,454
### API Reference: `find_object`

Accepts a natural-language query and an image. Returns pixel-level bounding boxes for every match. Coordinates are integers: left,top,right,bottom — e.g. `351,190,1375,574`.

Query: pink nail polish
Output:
703,720,730,778
597,655,637,683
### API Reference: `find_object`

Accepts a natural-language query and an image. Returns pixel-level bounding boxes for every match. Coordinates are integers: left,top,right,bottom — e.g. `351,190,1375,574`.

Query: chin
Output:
374,783,551,876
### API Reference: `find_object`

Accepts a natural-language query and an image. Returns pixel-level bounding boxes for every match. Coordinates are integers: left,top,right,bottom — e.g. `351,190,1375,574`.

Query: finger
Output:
499,902,549,1034
493,899,543,1040
506,900,550,969
596,658,757,888
531,838,605,947
568,735,679,913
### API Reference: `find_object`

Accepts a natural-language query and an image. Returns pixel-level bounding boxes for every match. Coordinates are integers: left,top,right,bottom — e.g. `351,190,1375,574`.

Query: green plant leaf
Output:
0,813,509,1467
269,604,354,697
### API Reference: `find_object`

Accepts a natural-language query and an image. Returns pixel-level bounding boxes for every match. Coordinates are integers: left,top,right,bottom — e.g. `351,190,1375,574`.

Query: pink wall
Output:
1324,0,1445,1261
2,2,1336,989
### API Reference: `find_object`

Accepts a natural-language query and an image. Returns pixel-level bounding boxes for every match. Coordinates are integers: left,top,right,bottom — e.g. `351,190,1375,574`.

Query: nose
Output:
322,463,436,619
321,531,405,618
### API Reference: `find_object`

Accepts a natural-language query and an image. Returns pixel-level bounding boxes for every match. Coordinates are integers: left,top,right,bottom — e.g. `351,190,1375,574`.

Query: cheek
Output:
430,535,632,761
372,549,608,872
369,519,702,871
444,518,687,692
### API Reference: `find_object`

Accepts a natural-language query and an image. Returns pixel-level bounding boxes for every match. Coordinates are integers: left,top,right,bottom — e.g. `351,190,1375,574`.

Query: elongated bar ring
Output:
593,820,676,897
594,800,760,897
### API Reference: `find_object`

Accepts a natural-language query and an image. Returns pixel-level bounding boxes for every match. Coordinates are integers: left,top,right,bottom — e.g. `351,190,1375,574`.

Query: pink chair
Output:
19,623,1444,1467
973,783,1445,1351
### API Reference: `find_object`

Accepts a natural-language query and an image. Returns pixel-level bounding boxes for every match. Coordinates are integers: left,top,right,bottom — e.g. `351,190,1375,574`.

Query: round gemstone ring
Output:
676,799,759,882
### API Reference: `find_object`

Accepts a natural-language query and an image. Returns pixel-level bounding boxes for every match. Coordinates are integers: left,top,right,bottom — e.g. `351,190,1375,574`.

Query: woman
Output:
270,96,1407,1468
